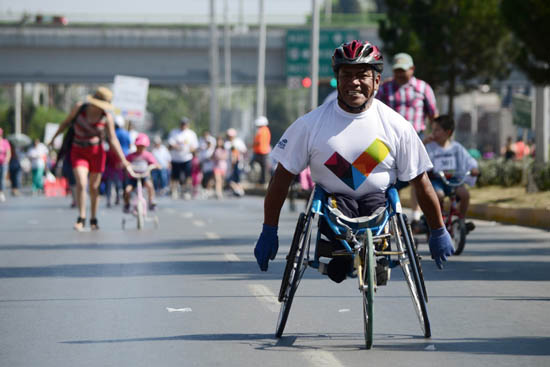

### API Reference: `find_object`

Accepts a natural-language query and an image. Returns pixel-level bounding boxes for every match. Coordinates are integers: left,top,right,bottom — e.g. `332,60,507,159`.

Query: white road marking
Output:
248,284,280,313
166,307,192,313
301,350,344,367
181,212,194,219
425,344,436,351
192,220,205,227
205,232,221,240
224,253,240,262
338,308,350,313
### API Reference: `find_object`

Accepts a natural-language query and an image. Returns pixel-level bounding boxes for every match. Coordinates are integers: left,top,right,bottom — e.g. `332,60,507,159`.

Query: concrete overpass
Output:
0,24,380,85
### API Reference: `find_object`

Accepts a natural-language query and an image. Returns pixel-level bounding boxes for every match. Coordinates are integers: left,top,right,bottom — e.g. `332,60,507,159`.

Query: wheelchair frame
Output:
275,185,431,349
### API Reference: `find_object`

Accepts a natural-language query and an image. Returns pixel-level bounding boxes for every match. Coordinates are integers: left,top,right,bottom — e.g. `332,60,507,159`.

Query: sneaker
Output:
149,202,157,211
0,192,5,202
375,258,391,286
466,221,475,233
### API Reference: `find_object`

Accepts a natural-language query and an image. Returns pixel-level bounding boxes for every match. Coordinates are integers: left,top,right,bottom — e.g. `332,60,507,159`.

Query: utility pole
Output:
325,0,332,23
224,0,232,109
14,83,22,135
256,0,266,117
310,0,320,110
535,86,549,163
209,0,220,134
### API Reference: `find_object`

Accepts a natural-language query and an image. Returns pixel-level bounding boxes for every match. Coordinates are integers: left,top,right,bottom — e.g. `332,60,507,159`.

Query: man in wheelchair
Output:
254,40,455,275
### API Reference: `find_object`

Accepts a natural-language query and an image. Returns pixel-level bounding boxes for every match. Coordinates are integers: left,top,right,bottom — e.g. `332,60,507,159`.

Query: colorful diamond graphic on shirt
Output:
324,139,390,190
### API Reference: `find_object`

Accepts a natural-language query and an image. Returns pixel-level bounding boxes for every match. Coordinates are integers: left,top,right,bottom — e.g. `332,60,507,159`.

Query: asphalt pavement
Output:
0,193,549,366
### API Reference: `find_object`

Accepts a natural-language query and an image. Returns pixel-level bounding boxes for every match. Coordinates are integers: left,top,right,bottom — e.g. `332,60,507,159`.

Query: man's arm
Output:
264,164,296,226
254,163,296,271
410,172,443,230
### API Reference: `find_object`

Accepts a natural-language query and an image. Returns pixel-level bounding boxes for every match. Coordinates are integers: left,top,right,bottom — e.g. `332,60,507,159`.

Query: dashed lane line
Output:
248,284,280,313
224,253,240,262
205,232,221,240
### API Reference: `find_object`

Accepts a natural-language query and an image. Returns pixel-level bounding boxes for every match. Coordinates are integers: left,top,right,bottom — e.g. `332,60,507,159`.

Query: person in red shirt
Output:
49,87,130,231
251,116,271,185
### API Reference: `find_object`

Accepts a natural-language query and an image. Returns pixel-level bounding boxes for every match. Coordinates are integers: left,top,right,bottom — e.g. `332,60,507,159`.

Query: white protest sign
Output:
44,123,63,149
112,75,149,124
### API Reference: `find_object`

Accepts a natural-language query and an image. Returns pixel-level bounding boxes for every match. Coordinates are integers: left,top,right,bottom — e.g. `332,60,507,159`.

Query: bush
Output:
532,162,550,191
477,158,524,187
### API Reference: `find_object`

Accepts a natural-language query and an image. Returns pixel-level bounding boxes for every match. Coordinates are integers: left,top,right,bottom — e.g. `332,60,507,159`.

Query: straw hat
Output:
86,87,114,111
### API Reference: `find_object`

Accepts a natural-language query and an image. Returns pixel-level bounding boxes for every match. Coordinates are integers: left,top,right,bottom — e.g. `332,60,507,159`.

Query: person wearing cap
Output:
167,117,199,199
254,40,453,276
0,127,11,202
225,128,247,197
376,52,439,226
251,116,272,186
49,86,131,231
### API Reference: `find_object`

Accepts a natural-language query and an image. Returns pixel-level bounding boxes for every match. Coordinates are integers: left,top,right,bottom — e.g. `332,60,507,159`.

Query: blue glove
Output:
428,227,455,269
254,224,279,271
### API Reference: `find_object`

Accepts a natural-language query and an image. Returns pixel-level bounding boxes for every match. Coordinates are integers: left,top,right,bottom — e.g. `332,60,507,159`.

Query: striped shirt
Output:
376,76,438,133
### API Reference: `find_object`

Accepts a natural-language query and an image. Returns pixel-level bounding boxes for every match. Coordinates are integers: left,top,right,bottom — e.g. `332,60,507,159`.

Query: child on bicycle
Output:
425,115,480,222
123,133,161,212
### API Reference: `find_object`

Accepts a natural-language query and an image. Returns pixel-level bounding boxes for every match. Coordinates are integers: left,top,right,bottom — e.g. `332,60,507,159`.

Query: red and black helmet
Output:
332,40,384,74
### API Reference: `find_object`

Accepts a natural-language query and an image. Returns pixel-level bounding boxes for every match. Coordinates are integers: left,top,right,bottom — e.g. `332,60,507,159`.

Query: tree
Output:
379,0,515,115
501,0,550,84
333,0,361,13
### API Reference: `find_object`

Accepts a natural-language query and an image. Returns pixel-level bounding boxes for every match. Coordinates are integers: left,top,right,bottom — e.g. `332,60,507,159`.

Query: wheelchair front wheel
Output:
276,212,311,338
361,229,375,349
393,214,431,338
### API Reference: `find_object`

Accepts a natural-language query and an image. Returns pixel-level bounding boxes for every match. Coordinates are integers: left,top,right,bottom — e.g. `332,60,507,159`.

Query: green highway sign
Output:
512,94,533,129
286,29,360,79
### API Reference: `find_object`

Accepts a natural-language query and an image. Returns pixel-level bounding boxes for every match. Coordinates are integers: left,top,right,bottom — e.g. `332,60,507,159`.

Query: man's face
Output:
337,65,380,112
393,67,414,86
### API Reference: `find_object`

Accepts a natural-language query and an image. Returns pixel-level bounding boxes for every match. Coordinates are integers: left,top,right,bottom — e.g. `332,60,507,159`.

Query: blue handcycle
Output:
276,185,430,349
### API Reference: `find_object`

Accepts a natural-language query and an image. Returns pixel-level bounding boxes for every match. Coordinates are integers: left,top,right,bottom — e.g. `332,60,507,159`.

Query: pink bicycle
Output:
122,165,159,230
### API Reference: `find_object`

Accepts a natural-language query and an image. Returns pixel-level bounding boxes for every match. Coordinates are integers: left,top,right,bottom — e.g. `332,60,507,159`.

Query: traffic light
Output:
301,77,312,88
330,77,337,88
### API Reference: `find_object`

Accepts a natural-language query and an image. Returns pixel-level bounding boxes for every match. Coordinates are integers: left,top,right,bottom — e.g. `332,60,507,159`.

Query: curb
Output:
245,187,550,231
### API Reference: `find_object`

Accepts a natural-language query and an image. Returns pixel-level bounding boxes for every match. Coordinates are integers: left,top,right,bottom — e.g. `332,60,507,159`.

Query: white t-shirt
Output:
168,128,199,163
151,144,172,169
425,141,478,186
271,99,433,199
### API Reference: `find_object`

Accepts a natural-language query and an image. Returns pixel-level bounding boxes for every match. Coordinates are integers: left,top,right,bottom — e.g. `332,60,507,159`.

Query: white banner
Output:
112,75,150,124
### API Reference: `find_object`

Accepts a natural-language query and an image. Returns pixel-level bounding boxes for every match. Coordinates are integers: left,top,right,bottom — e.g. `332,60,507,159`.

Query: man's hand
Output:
254,224,279,271
428,227,454,269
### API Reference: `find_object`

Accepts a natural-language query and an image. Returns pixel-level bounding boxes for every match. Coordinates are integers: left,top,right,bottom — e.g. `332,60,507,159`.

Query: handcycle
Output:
276,185,430,349
122,165,159,230
431,171,475,255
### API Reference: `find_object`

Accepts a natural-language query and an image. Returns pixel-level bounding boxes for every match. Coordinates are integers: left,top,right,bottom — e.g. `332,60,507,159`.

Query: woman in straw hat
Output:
49,87,131,231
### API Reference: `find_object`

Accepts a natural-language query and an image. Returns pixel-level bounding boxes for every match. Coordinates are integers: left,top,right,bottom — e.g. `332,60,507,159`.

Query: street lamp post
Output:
310,0,320,110
256,0,266,118
209,0,220,134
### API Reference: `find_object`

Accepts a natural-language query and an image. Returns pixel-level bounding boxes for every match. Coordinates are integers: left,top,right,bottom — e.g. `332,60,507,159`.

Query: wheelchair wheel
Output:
362,229,375,349
406,220,428,303
451,218,467,255
392,214,431,338
276,212,312,338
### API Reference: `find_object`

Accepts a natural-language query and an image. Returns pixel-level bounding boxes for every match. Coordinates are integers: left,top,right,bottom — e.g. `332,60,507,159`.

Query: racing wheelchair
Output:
276,185,430,349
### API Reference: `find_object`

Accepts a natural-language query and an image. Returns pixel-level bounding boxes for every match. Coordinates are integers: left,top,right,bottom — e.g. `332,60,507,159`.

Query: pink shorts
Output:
70,144,106,173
